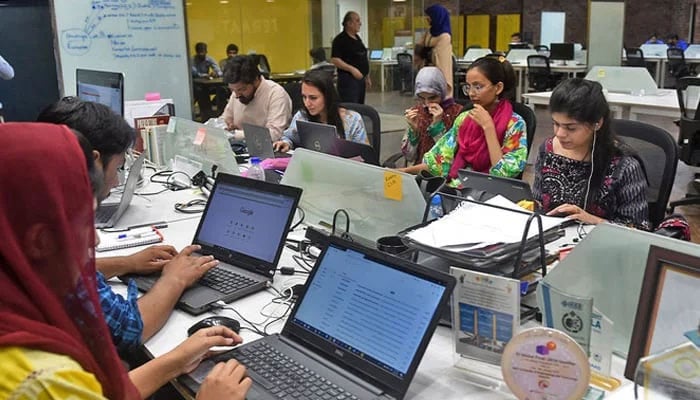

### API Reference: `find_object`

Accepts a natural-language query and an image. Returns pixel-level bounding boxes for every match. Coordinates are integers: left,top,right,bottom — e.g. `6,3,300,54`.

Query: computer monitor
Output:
76,69,125,116
549,43,575,61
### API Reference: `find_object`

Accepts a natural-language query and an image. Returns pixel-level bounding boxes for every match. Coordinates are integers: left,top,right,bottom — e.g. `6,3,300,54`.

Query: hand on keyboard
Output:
160,245,219,289
123,245,178,275
197,359,252,400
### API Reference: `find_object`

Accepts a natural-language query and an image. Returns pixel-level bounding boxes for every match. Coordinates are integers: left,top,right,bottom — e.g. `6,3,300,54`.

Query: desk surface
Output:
103,186,635,399
523,89,679,109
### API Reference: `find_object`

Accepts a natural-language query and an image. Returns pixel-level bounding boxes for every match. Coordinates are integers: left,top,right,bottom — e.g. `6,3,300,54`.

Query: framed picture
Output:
625,245,700,380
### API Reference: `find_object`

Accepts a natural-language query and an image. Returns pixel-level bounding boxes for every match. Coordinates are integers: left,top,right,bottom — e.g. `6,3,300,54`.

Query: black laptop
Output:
457,169,535,204
243,123,292,160
95,153,145,228
125,173,302,315
297,120,379,165
184,236,456,399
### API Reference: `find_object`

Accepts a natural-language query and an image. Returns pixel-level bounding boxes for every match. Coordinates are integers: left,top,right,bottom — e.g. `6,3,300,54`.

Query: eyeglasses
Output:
461,83,492,95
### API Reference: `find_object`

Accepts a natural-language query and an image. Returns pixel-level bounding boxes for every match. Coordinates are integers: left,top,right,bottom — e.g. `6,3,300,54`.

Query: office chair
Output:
534,45,549,53
340,102,381,158
669,77,700,213
509,102,537,179
624,47,646,67
666,48,692,87
396,53,413,95
526,55,562,92
252,54,271,79
612,119,678,227
282,81,303,114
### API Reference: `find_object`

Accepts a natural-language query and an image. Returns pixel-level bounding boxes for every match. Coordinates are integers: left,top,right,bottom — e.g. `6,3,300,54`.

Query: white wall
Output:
322,0,368,48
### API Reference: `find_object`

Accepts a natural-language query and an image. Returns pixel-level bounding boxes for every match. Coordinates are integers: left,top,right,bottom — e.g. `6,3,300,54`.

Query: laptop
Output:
125,173,302,315
243,123,292,160
95,153,146,229
369,49,383,60
457,169,534,204
184,236,456,399
297,120,378,165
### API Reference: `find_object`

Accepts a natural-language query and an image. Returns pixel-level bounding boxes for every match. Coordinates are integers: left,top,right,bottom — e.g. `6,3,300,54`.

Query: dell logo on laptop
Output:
313,140,321,150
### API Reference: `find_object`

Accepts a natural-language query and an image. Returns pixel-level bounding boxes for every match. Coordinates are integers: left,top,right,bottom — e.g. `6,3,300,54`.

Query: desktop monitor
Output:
76,69,125,116
549,43,575,61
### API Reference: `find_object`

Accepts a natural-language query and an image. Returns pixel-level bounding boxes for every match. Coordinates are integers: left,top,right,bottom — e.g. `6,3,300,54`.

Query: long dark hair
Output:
300,69,345,139
549,78,628,205
467,56,516,102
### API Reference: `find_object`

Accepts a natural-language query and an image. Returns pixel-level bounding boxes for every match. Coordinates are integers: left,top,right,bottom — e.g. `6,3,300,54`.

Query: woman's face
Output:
465,68,502,109
416,92,441,106
302,82,326,118
551,112,596,152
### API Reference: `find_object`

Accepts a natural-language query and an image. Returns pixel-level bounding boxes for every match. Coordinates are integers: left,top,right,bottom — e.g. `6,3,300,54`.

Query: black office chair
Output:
612,119,678,227
396,53,413,95
526,55,562,92
283,81,303,114
624,47,646,67
666,48,692,87
669,77,700,212
511,102,537,156
340,102,381,158
252,54,271,79
534,45,549,53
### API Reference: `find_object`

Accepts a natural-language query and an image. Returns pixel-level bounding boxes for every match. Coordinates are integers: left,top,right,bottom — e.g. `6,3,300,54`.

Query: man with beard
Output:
221,55,292,141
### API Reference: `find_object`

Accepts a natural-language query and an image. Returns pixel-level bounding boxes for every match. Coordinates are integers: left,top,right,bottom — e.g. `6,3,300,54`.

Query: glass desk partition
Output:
463,48,492,62
639,43,668,58
505,48,537,64
164,117,240,176
281,148,426,242
585,66,659,95
538,223,700,357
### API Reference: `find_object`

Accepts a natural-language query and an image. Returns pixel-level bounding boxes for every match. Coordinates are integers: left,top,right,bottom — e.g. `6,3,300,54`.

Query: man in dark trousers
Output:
331,11,371,104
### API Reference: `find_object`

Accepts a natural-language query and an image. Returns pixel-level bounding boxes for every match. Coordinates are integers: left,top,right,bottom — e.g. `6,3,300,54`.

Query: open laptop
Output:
457,169,534,204
369,49,383,60
95,153,145,229
297,120,378,165
184,236,456,399
242,123,291,160
125,173,302,315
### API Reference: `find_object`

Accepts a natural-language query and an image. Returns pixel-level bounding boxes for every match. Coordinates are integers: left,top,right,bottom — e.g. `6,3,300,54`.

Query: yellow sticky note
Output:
597,69,606,78
384,171,402,201
193,127,206,145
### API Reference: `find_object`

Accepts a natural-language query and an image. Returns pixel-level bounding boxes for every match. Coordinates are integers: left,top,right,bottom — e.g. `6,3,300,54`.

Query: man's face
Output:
229,77,260,105
227,50,238,58
196,50,206,61
347,13,361,34
95,151,126,201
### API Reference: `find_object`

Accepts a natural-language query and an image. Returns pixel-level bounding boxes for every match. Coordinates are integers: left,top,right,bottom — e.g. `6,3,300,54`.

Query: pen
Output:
102,221,168,232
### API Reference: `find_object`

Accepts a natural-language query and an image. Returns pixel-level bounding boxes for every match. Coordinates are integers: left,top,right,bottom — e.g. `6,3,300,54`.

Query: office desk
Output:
193,77,225,88
270,71,305,84
370,59,398,92
522,89,683,121
513,63,586,102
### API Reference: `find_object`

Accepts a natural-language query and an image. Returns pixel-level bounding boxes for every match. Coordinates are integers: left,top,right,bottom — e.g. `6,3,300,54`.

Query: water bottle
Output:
428,194,444,220
247,157,265,181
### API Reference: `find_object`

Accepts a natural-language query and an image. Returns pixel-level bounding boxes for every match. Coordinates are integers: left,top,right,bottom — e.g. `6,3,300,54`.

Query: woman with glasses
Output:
401,66,463,165
533,78,651,230
399,56,527,186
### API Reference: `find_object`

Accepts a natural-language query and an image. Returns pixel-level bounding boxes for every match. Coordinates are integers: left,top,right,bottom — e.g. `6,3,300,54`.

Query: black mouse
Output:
187,316,241,336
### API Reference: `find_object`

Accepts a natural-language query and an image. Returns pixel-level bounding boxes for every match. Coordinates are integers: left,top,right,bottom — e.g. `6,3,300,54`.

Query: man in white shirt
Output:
221,55,292,141
0,54,14,80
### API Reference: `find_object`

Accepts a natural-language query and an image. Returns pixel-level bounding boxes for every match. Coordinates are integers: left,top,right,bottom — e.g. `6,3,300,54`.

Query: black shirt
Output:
331,31,369,76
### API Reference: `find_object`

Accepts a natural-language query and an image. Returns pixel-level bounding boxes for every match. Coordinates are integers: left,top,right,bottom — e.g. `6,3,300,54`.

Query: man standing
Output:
331,11,371,104
221,55,292,141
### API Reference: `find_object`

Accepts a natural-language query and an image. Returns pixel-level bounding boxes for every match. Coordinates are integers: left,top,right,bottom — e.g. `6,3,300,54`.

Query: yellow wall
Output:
382,17,406,48
496,14,521,53
186,0,310,72
466,15,490,51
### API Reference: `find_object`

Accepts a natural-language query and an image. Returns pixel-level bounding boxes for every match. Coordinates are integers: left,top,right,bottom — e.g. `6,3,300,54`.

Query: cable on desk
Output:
135,188,171,196
150,170,191,191
331,209,350,237
289,207,305,232
174,199,207,213
212,303,267,337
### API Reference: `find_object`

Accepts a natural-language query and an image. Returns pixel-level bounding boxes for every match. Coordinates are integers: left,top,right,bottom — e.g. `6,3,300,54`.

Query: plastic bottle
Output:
428,194,444,220
247,157,266,181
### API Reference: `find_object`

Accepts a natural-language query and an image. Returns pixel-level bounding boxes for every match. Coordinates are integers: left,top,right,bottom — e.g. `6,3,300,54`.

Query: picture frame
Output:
624,245,700,380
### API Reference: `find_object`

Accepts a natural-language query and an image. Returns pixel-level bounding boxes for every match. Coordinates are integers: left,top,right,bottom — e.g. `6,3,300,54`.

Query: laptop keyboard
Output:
95,204,118,223
199,267,257,295
235,341,360,400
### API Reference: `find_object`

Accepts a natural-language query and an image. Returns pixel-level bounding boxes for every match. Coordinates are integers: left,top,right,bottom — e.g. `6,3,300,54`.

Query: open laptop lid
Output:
369,49,383,60
297,120,340,155
242,123,274,160
100,153,145,225
457,169,534,204
191,173,302,277
282,236,455,399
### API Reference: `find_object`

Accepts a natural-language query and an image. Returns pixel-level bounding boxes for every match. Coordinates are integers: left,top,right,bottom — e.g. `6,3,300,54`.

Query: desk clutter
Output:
96,227,164,252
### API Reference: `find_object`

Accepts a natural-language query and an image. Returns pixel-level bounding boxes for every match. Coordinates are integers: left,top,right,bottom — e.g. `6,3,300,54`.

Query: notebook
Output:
183,236,456,399
297,120,378,165
369,49,383,60
125,173,302,315
96,228,163,252
242,123,292,160
95,153,146,229
457,169,534,204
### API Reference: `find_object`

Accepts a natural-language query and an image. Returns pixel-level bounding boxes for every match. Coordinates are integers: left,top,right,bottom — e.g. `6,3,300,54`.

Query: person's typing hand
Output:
124,245,178,275
169,326,243,375
160,245,218,290
273,140,291,152
197,359,252,400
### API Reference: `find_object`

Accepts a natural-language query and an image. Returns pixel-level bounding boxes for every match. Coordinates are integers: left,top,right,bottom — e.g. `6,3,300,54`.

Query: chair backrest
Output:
527,55,550,72
283,81,303,114
252,54,271,78
625,47,646,67
675,77,700,165
511,102,537,155
397,52,412,66
675,76,700,119
534,45,549,52
340,102,381,156
667,47,685,61
611,119,678,227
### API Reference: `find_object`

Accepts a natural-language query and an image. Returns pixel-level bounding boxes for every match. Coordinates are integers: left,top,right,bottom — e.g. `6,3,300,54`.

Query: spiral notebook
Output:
96,228,164,252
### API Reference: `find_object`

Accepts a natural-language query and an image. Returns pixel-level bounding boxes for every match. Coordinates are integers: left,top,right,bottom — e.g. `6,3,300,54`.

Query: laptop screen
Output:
369,50,383,60
291,244,446,378
76,69,124,116
195,179,296,263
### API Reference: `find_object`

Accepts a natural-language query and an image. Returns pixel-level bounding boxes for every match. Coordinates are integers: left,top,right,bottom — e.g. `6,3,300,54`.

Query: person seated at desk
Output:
644,33,664,45
192,42,223,121
532,78,651,230
221,55,292,141
273,69,367,152
0,123,251,400
309,47,334,71
401,66,463,165
37,97,219,353
219,43,239,72
666,33,689,51
399,56,527,186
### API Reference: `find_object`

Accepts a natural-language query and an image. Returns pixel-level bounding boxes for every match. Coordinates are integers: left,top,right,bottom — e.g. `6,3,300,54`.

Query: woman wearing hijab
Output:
0,123,251,399
423,4,453,97
402,66,463,164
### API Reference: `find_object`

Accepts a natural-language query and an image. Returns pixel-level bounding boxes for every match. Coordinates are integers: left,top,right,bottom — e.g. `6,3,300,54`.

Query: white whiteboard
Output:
52,0,192,119
540,12,565,48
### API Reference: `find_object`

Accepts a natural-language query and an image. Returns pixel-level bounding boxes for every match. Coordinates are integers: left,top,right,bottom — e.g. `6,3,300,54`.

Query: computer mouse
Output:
187,316,241,336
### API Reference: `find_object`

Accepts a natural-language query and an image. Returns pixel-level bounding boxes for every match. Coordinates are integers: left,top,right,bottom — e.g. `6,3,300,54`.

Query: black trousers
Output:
337,72,366,104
